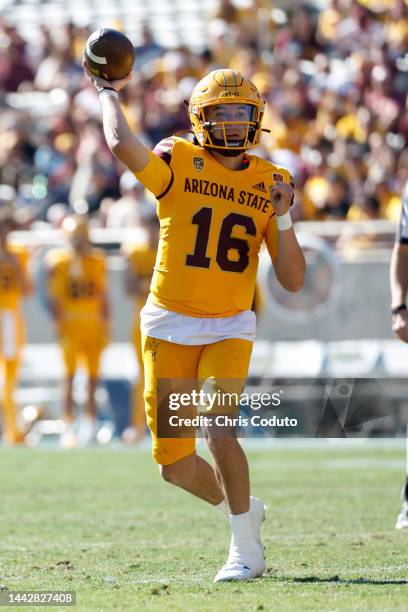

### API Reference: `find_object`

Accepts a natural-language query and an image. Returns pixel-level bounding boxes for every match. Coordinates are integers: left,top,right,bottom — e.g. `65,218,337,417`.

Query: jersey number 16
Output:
186,207,256,273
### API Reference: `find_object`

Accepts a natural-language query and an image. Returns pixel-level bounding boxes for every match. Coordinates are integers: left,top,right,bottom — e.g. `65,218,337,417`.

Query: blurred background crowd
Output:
0,0,407,231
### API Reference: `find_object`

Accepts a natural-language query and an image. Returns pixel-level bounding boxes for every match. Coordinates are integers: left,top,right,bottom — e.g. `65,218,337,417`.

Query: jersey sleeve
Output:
134,139,174,198
396,182,408,245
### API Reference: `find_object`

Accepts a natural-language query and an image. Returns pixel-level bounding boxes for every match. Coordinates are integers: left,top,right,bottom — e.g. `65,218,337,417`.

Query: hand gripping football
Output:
84,28,135,81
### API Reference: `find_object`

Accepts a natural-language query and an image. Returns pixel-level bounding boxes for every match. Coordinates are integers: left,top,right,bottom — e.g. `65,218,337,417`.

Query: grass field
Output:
1,442,407,611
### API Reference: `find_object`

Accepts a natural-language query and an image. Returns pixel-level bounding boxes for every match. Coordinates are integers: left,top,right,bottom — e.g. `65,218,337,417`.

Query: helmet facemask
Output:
191,102,264,154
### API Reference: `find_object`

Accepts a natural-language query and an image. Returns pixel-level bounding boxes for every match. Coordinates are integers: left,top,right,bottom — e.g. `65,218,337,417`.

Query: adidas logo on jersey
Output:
252,181,267,193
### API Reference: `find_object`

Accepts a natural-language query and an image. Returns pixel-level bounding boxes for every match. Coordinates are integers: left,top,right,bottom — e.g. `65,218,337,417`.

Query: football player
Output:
45,215,110,447
84,63,305,581
121,212,159,444
390,180,408,529
0,209,32,445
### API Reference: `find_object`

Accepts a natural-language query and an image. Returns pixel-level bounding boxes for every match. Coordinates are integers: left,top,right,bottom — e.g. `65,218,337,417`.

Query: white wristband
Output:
276,210,292,231
98,88,119,99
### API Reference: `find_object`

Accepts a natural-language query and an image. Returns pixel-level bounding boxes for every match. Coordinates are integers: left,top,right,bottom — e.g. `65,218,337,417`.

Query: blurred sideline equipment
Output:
84,28,135,81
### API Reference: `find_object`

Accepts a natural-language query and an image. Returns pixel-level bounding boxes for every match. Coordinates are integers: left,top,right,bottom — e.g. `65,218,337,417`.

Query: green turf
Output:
0,443,407,611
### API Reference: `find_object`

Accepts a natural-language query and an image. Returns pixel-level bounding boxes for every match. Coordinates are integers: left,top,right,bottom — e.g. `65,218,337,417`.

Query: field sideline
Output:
1,443,407,611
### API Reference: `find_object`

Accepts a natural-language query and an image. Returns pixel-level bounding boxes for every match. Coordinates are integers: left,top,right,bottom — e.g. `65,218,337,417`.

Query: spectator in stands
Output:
134,24,165,70
322,173,351,219
103,171,151,229
0,39,34,93
347,193,380,221
69,121,119,212
0,2,406,225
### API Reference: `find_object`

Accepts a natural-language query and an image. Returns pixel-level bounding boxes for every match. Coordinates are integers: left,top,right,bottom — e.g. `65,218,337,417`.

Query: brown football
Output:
84,28,135,81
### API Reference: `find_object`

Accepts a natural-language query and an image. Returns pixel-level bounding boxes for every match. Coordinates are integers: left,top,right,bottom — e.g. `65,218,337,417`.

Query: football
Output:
84,28,135,81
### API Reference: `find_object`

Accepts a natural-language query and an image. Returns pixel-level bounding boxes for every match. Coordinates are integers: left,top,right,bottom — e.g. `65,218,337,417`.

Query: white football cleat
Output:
213,545,265,582
395,501,408,530
214,497,266,582
214,561,263,582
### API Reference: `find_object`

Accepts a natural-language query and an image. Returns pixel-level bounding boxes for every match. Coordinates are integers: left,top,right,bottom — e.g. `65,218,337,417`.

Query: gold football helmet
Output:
189,69,265,152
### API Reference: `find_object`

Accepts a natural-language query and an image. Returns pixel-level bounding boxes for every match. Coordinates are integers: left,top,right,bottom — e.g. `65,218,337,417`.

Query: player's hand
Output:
82,57,133,92
270,181,294,217
392,310,408,343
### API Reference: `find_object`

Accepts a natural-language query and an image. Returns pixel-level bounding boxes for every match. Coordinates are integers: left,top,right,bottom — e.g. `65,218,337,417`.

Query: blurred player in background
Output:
390,180,408,529
0,208,32,445
121,209,159,444
84,62,305,582
45,214,110,448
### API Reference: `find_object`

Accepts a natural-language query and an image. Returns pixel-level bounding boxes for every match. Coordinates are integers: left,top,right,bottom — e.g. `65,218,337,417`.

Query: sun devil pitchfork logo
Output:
193,157,205,172
146,337,160,363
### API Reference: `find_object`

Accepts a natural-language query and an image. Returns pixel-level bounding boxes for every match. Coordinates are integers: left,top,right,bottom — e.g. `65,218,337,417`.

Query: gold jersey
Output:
0,244,30,310
45,247,107,321
135,136,293,317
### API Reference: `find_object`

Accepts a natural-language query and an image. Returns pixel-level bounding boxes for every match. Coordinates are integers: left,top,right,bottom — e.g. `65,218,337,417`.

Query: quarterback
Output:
84,63,305,581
